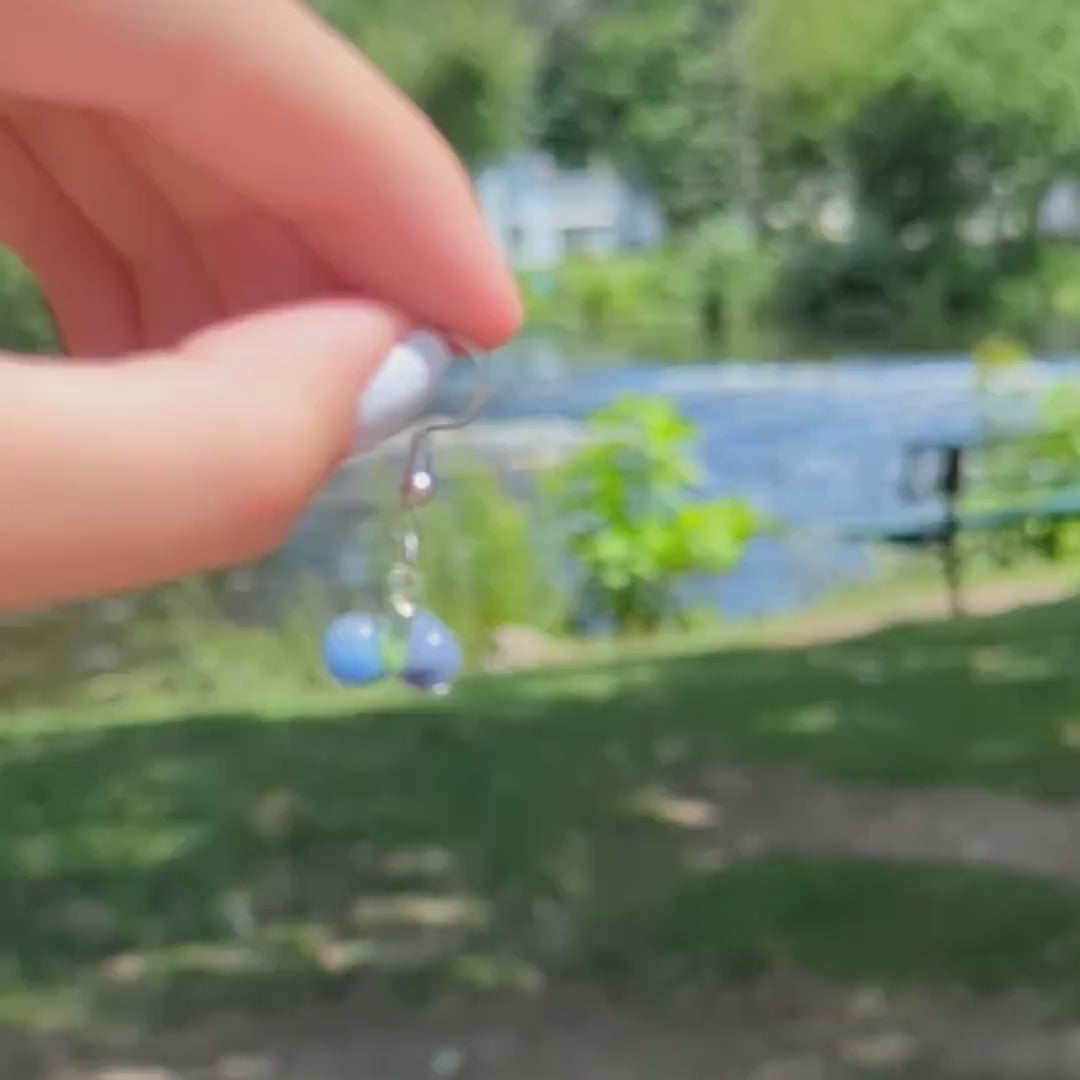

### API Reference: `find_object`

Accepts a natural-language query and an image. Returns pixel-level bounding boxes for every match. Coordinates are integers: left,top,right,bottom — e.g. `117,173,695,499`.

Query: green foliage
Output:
0,574,337,710
551,394,760,633
0,250,58,354
316,0,534,164
764,71,1030,346
5,0,1080,358
0,464,556,706
748,0,1080,240
846,82,1009,242
523,0,1080,356
687,215,780,350
411,465,565,664
749,0,1080,151
140,577,334,697
983,378,1080,560
7,584,1080,1029
774,224,906,342
537,0,734,227
522,245,790,359
960,342,1080,567
740,0,1080,349
528,252,693,335
774,216,1017,349
1041,248,1080,341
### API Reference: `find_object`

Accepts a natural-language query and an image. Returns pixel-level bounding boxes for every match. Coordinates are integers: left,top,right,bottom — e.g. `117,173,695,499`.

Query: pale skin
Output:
0,0,522,612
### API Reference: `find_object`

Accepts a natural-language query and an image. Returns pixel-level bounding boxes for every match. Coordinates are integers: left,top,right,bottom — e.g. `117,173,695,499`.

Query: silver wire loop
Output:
387,340,492,618
399,341,492,512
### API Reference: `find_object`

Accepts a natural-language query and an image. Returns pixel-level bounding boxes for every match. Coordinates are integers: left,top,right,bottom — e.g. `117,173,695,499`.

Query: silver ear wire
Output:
399,340,491,511
387,340,490,621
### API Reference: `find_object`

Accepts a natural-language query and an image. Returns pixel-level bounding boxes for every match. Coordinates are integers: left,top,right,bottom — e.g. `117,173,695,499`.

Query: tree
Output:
742,0,1080,340
845,82,1013,247
747,0,1080,233
315,0,535,166
551,394,760,633
536,0,736,228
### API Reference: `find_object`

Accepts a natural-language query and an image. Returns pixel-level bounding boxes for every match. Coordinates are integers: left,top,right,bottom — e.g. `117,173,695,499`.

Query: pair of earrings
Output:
322,345,488,696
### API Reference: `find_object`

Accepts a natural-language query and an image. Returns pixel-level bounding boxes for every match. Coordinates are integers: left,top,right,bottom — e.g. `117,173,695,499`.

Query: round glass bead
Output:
401,609,463,692
323,612,386,686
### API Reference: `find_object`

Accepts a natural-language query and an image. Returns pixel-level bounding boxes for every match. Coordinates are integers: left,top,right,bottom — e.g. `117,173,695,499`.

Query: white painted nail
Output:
353,331,453,454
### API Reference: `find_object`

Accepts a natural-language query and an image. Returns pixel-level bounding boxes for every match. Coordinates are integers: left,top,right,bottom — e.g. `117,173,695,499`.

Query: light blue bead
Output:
402,609,463,691
323,612,385,686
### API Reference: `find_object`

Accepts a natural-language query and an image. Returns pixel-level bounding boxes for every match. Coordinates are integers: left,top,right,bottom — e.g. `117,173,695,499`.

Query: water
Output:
289,345,1080,623
466,346,1080,618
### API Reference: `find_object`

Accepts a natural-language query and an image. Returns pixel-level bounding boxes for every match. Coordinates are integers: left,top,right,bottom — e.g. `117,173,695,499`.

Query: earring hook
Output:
399,339,491,510
325,337,487,691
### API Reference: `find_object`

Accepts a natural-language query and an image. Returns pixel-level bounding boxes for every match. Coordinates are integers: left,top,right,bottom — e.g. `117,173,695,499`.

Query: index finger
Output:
2,0,522,349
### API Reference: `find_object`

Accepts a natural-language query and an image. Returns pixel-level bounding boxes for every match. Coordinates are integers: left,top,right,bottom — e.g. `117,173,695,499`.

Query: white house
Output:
474,151,665,271
1038,181,1080,239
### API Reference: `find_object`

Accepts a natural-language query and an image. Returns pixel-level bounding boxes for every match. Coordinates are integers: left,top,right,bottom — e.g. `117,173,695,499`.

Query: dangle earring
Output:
322,343,490,696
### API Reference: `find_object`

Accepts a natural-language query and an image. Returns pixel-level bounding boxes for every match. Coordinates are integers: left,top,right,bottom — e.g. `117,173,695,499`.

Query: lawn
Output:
4,593,1080,1045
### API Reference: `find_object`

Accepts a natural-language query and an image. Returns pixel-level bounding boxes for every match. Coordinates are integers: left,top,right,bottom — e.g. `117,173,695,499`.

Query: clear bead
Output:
386,560,422,619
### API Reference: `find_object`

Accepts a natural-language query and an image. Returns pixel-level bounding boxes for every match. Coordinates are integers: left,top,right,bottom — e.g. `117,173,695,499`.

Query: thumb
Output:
0,299,410,612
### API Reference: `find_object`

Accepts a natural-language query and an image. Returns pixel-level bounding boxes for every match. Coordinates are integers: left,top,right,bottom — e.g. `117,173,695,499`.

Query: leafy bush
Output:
550,394,760,634
408,465,565,664
529,252,695,337
983,377,1080,559
774,219,909,341
521,244,790,359
965,341,1080,565
0,250,58,353
774,215,1010,348
144,466,562,685
687,215,780,352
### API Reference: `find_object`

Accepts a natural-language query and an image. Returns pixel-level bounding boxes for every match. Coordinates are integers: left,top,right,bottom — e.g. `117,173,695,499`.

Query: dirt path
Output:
672,763,1080,886
487,571,1080,672
43,981,1080,1080
766,572,1078,648
38,763,1080,1080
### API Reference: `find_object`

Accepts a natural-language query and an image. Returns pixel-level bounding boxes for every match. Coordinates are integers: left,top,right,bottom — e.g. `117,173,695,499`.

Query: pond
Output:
292,342,1080,622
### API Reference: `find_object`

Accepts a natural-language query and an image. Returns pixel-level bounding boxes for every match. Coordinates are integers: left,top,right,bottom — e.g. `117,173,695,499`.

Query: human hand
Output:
0,0,520,611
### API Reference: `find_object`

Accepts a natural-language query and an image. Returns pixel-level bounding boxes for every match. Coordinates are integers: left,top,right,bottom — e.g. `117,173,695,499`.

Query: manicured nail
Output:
353,331,453,454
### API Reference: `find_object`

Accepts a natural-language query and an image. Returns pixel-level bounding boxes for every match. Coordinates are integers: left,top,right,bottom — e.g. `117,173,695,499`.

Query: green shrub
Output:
0,460,558,706
527,252,695,337
965,341,1080,566
687,215,780,351
408,464,566,664
0,250,58,354
773,218,1011,349
774,219,907,341
550,394,760,634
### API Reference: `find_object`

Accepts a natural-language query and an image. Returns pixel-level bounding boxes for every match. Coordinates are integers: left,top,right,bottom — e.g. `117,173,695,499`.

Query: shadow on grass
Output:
3,596,1080,1030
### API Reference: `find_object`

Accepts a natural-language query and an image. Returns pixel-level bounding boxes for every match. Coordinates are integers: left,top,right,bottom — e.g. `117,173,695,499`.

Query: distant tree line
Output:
5,0,1080,352
314,0,1080,347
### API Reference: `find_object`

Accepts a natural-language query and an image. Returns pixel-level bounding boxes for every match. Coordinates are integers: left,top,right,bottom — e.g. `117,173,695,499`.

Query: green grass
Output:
589,857,1080,993
5,593,1080,1033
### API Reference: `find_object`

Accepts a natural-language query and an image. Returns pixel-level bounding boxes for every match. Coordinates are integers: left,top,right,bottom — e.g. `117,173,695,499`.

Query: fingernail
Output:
353,331,453,454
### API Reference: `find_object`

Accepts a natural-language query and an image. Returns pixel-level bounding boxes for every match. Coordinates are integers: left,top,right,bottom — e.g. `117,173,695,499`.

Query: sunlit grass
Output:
3,592,1080,1035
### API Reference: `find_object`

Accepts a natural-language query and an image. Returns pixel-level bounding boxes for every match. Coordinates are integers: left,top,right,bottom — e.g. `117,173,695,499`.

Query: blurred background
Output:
6,0,1080,1077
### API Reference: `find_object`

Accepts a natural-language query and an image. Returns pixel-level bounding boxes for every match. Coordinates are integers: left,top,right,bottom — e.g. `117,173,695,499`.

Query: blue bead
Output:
402,609,463,691
323,613,385,686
